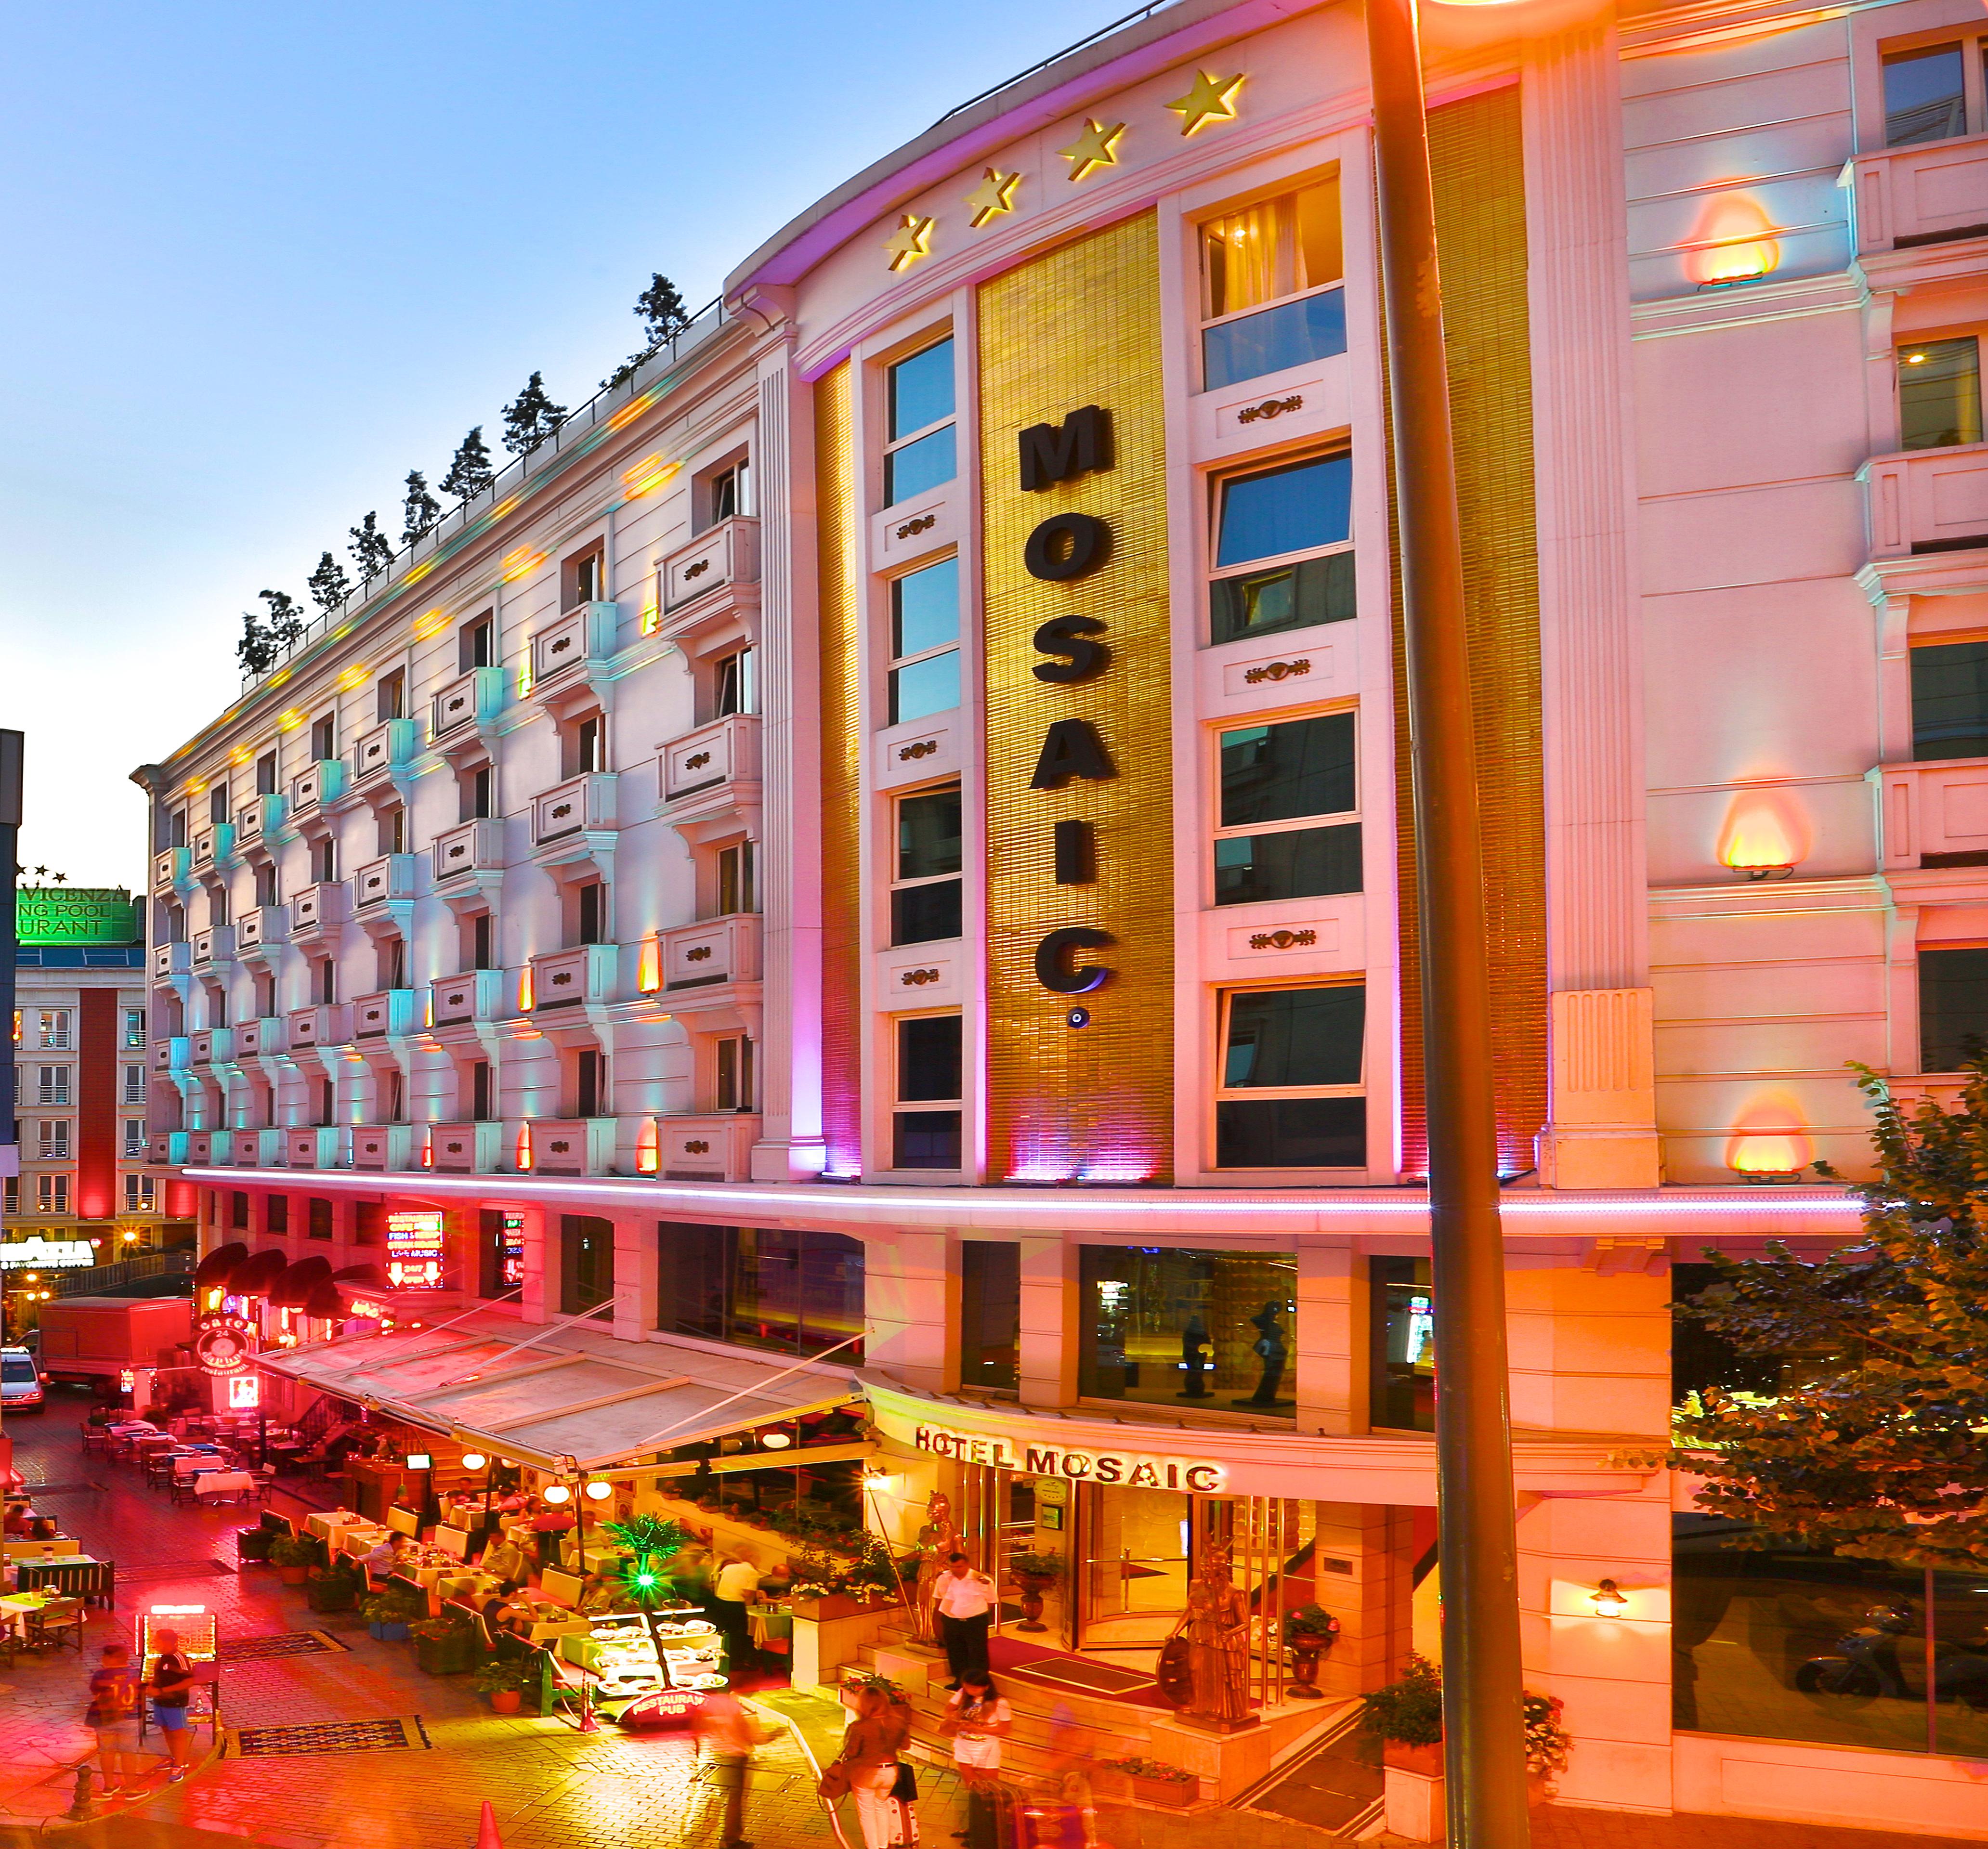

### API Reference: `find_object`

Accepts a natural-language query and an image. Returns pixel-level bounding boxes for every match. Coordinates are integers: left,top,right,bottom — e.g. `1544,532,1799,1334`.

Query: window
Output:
316,1076,336,1125
1078,1245,1297,1416
560,1214,615,1318
564,545,603,609
708,460,751,524
379,805,406,855
576,880,608,946
1898,337,1981,450
1371,1257,1435,1432
472,911,497,972
122,1065,145,1106
884,338,955,506
267,1193,288,1233
570,713,606,775
1201,180,1346,390
376,668,405,723
254,863,279,908
460,762,494,822
471,1059,495,1121
459,612,496,672
169,807,187,849
385,1069,405,1122
37,1121,70,1160
209,781,229,827
480,1208,525,1297
36,1174,69,1214
1210,453,1355,645
894,1014,963,1169
716,1034,754,1112
962,1242,1020,1392
718,841,758,916
892,786,963,943
1911,640,1988,761
889,557,961,724
121,1119,145,1160
1884,41,1968,146
352,1200,381,1246
656,1222,864,1358
1215,713,1361,904
209,884,230,928
229,1189,249,1231
1920,946,1988,1069
379,936,406,991
714,648,757,718
1,1179,14,1215
35,1011,70,1051
1216,984,1366,1167
255,750,278,796
124,1173,155,1213
123,1007,146,1050
315,957,338,1004
308,1196,333,1239
311,836,337,884
575,1048,607,1118
35,1068,70,1107
310,714,336,762
253,973,275,1019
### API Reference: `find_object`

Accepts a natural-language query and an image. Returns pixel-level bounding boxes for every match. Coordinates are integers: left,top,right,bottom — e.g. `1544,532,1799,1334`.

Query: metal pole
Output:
1365,0,1530,1843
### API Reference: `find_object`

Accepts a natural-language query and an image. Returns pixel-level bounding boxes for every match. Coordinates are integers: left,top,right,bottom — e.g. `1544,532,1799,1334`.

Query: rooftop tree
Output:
500,372,567,456
236,608,276,677
1674,1060,1988,1569
400,469,441,547
440,426,495,504
348,511,393,580
603,271,693,391
306,551,352,614
259,589,304,650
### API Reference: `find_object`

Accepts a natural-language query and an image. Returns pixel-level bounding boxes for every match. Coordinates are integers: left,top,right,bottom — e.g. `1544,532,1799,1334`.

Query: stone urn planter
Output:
1012,1571,1058,1633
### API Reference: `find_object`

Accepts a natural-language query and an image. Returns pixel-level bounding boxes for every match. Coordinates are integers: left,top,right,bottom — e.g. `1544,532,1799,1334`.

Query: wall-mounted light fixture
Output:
460,1453,488,1472
1718,796,1804,881
1591,1579,1629,1618
542,1483,572,1505
1728,1131,1810,1184
584,1480,614,1501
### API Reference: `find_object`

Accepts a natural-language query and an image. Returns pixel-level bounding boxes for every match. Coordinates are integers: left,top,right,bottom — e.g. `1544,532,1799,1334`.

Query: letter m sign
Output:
1018,406,1112,492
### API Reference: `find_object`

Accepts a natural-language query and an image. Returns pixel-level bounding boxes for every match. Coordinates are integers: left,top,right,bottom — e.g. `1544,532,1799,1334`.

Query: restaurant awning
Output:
257,1309,865,1474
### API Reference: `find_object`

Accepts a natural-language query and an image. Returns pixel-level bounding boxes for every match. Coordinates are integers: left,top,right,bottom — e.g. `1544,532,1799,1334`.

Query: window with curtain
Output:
1200,180,1346,390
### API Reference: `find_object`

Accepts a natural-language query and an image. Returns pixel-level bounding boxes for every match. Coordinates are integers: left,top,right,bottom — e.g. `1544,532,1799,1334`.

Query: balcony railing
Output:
188,1028,234,1066
351,1124,421,1171
431,970,508,1028
289,882,349,938
352,716,418,783
660,914,761,991
152,847,189,891
1874,755,1988,868
150,1131,186,1166
151,942,191,981
653,1112,760,1182
288,759,346,815
231,1128,286,1168
152,1036,190,1074
287,1004,353,1051
190,823,235,872
236,905,283,955
529,944,619,1011
234,793,284,847
235,1016,287,1057
432,1121,505,1173
1860,443,1988,558
662,516,760,616
353,853,417,910
190,925,234,967
184,1130,233,1165
530,601,620,687
1847,131,1988,255
661,713,761,807
526,1118,616,1176
431,665,508,741
351,989,417,1038
432,819,506,884
286,1126,344,1169
532,773,616,844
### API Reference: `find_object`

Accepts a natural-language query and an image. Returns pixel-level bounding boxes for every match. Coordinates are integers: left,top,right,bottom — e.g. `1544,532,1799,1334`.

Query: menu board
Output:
385,1210,446,1289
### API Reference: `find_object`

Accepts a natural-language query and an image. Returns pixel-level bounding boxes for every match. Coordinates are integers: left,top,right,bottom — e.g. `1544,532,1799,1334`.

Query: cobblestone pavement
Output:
0,1406,1977,1849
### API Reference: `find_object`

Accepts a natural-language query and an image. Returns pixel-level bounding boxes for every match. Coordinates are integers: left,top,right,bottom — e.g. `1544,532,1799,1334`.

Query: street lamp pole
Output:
1365,0,1531,1842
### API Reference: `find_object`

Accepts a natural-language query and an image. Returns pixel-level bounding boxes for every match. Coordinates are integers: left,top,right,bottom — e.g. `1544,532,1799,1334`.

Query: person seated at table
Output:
363,1532,415,1581
4,1501,32,1537
577,1569,625,1616
27,1518,57,1542
487,1589,540,1638
480,1536,528,1585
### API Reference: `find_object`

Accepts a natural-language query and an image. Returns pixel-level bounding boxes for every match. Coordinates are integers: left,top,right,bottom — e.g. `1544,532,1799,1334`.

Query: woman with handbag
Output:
825,1683,916,1848
941,1673,1012,1849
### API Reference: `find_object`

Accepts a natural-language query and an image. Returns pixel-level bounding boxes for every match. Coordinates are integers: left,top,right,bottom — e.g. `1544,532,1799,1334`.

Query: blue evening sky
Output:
0,0,1138,888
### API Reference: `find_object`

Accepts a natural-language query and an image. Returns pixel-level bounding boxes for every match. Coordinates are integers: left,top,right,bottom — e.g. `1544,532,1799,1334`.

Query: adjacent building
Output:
136,0,1988,1834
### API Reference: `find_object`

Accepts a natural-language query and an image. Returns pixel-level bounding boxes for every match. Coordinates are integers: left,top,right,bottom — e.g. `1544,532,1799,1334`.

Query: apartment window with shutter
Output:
376,668,405,722
459,612,495,672
717,842,757,916
717,1034,754,1112
311,715,336,762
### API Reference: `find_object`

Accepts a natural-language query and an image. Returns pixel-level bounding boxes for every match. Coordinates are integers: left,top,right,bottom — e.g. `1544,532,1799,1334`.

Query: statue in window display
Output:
1245,1301,1288,1406
1178,1315,1210,1398
1171,1539,1256,1729
913,1491,961,1645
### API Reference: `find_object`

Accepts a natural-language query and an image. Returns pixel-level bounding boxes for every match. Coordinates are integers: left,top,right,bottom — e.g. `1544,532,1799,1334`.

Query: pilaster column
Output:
863,1229,951,1390
1017,1235,1076,1408
612,1214,654,1343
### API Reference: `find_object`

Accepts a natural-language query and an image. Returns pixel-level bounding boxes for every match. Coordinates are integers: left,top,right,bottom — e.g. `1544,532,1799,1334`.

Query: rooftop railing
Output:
928,1,1175,129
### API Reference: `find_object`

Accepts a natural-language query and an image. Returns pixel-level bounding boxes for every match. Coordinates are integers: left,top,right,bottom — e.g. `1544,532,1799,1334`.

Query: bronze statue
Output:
1171,1538,1255,1728
913,1490,960,1645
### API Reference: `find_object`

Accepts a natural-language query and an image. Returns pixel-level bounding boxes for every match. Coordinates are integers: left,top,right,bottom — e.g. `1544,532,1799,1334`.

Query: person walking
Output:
941,1674,1012,1849
692,1687,773,1849
85,1644,144,1800
933,1554,996,1690
828,1683,916,1849
147,1628,196,1780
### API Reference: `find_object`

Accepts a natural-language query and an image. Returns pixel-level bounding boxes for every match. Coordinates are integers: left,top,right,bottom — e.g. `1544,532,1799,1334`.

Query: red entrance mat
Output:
988,1637,1173,1709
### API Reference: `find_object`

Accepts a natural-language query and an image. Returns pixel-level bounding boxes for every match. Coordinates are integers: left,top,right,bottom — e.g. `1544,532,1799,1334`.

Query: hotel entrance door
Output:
1073,1484,1192,1649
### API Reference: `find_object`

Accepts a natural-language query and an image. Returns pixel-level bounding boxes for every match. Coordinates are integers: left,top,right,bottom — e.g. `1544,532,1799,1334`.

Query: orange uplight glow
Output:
623,454,679,499
1692,195,1780,286
1718,795,1805,878
336,664,369,692
636,934,662,993
637,1118,660,1174
405,560,434,585
641,591,660,636
501,546,545,583
609,394,656,432
412,608,449,641
1728,1131,1811,1180
518,966,535,1012
516,1123,533,1172
276,708,304,731
228,744,251,766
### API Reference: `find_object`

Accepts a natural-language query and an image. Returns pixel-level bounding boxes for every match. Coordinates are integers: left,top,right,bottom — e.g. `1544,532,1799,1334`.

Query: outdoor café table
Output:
305,1510,362,1542
193,1471,255,1503
747,1607,794,1650
0,1593,51,1639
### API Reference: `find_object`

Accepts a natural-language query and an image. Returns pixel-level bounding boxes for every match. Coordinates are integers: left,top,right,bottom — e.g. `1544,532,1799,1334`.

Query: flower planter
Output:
307,1576,359,1613
488,1690,522,1715
415,1635,480,1675
793,1594,901,1622
1383,1745,1444,1844
1130,1776,1197,1809
368,1621,412,1642
1012,1571,1058,1633
278,1565,308,1587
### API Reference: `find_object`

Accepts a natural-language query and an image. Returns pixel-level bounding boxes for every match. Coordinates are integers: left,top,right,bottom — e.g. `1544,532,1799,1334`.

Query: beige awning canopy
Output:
258,1310,864,1474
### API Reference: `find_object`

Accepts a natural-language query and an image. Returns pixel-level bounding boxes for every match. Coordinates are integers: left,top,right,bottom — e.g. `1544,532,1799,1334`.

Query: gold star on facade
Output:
1165,69,1244,136
884,213,934,272
1058,118,1125,182
965,168,1021,229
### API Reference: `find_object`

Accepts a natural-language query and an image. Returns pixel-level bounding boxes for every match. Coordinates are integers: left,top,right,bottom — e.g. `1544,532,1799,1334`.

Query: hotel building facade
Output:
138,0,1988,1832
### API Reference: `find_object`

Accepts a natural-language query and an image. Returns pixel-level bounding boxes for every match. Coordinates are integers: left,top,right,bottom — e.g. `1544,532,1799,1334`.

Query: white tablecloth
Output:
194,1471,254,1500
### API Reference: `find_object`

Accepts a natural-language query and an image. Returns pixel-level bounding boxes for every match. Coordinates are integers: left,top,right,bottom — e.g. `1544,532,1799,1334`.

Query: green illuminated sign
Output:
15,889,136,945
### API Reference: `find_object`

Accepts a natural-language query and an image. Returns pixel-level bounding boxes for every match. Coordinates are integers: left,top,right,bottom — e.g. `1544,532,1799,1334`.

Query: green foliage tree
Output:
440,426,495,504
500,371,567,456
348,511,393,579
306,551,351,614
401,469,441,546
236,608,276,676
602,273,693,390
259,589,304,650
1674,1059,1988,1569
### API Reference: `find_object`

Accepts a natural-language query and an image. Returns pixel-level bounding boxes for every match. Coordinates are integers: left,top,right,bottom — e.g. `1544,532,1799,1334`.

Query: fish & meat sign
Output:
910,1421,1224,1492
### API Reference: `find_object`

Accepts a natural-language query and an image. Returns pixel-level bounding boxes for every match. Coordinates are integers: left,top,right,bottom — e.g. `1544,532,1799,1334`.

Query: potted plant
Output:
1006,1549,1065,1633
269,1535,317,1587
474,1656,536,1716
1282,1605,1340,1699
1363,1654,1444,1843
412,1607,482,1675
1524,1691,1570,1803
361,1585,424,1642
1107,1758,1198,1809
307,1559,364,1613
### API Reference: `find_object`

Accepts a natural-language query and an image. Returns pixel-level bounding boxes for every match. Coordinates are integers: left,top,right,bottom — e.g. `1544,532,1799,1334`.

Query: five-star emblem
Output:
965,168,1021,229
884,213,934,273
1165,70,1244,136
1058,118,1125,182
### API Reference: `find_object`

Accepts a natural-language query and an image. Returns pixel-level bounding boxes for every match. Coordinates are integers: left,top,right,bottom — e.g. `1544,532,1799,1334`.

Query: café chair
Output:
25,1598,85,1655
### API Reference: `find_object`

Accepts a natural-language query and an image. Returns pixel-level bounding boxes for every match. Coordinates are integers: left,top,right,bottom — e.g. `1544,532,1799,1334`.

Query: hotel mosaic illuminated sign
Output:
910,1421,1224,1492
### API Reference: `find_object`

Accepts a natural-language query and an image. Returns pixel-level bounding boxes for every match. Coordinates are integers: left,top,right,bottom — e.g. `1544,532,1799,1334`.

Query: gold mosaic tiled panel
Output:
1390,84,1548,1173
814,362,864,1173
978,212,1174,1183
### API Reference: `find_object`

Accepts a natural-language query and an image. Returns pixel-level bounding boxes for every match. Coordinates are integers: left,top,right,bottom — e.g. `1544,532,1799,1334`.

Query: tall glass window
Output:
1216,985,1365,1168
656,1222,865,1359
962,1241,1021,1392
1883,43,1967,146
560,1214,614,1318
889,558,961,724
884,339,956,506
1210,453,1354,645
892,786,963,944
1919,946,1988,1070
1370,1257,1434,1432
1200,181,1346,390
1077,1246,1297,1417
1897,337,1981,451
1911,640,1988,761
1215,713,1360,904
894,1014,962,1169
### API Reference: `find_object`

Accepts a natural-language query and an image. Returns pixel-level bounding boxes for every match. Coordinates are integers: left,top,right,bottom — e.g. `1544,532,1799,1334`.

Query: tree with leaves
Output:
1673,1060,1988,1569
306,551,352,614
602,271,694,391
236,608,277,676
500,372,567,456
440,426,495,504
259,589,304,649
401,469,441,546
348,511,393,579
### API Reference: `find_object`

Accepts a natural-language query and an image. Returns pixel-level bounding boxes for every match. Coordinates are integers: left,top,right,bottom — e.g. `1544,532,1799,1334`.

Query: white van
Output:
0,1348,45,1412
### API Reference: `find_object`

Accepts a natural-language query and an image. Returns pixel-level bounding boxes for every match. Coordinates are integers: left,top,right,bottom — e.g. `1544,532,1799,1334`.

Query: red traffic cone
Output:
477,1799,504,1849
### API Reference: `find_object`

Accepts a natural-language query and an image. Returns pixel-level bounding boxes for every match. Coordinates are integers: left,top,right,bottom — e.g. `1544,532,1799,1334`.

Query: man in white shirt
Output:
364,1532,412,1581
933,1552,997,1689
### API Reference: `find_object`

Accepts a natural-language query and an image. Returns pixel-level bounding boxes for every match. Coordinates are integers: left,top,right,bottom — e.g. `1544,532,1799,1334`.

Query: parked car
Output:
0,1347,46,1412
